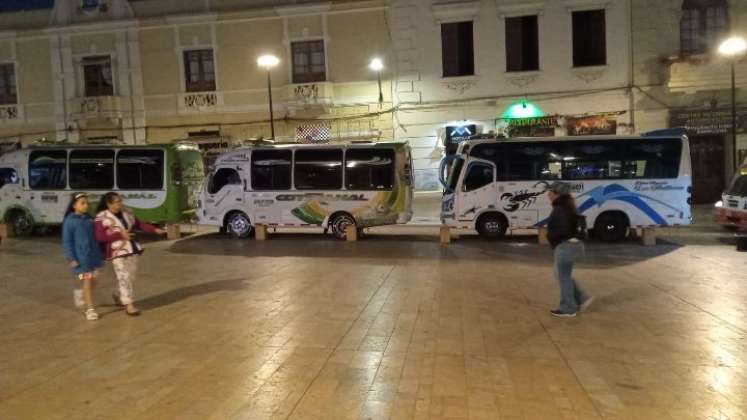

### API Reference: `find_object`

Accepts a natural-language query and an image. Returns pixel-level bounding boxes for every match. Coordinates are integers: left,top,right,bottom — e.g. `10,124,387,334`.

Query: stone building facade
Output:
0,0,393,150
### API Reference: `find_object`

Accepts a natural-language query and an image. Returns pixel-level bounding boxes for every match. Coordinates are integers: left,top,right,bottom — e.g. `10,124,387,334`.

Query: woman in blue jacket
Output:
62,193,104,321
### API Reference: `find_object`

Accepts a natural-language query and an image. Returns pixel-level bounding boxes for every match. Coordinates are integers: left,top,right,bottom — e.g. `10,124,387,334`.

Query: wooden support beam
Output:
440,226,451,244
166,224,181,240
255,224,268,241
538,227,549,246
345,225,358,242
641,227,657,246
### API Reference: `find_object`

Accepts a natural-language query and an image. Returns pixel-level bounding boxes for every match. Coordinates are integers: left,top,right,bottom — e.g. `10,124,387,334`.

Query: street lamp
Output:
718,36,746,171
369,57,384,106
257,54,280,139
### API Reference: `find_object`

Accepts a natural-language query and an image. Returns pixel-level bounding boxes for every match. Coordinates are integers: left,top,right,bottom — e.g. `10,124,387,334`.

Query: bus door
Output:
457,160,496,221
203,166,244,225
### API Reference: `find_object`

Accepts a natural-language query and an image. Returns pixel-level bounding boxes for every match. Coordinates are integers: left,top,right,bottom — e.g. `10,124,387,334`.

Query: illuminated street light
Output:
370,58,384,105
257,54,280,139
718,37,746,171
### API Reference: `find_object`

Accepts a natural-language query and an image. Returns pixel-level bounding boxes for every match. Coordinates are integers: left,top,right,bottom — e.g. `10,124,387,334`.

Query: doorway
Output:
689,134,725,204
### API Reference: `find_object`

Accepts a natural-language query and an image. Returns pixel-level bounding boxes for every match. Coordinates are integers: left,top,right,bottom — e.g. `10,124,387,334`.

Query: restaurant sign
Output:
500,116,557,137
670,108,747,135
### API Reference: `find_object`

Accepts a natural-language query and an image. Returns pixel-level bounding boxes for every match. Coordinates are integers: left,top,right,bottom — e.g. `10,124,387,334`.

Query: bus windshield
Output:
446,157,464,192
728,175,747,196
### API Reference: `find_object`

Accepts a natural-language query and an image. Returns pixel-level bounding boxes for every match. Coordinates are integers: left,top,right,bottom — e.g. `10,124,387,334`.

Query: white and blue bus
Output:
441,135,692,241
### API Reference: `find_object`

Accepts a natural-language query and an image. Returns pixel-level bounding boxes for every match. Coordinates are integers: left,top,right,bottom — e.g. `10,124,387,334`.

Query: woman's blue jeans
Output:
553,240,587,313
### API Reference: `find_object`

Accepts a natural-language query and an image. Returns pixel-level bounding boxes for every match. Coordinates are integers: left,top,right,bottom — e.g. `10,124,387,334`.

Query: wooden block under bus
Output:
255,224,268,241
641,227,657,246
0,223,10,239
537,227,549,246
345,225,358,242
440,225,451,244
166,224,181,240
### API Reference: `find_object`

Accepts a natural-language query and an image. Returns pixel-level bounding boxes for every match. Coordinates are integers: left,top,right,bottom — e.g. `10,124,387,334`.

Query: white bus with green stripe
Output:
198,142,414,239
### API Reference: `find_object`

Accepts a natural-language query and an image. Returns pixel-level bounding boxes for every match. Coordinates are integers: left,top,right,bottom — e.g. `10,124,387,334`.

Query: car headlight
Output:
715,200,723,208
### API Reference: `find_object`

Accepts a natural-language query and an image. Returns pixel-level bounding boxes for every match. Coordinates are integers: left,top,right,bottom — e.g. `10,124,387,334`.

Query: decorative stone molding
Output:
81,97,100,114
442,78,477,94
496,2,545,17
506,73,540,88
0,105,20,121
572,67,607,83
432,1,481,22
182,92,219,111
294,84,319,102
562,0,610,12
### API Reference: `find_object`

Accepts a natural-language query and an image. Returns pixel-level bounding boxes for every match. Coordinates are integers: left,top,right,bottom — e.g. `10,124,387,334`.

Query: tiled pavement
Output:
0,226,745,420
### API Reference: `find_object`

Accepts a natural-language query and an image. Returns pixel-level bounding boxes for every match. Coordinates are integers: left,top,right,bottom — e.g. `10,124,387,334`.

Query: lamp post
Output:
257,54,280,139
369,58,384,106
718,36,746,171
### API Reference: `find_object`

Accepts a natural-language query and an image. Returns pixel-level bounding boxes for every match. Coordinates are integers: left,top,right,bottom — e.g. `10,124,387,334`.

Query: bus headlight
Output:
715,200,723,208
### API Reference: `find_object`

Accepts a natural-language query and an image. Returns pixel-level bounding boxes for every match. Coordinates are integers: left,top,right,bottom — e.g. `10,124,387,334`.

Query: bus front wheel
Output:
476,213,508,239
594,213,629,242
329,213,356,240
8,210,33,237
226,212,253,239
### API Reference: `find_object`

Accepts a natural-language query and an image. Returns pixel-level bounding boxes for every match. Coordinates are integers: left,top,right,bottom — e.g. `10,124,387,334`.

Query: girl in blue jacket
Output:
62,193,104,321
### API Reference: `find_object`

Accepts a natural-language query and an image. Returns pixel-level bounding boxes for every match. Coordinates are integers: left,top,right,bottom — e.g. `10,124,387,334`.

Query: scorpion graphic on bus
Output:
500,181,551,212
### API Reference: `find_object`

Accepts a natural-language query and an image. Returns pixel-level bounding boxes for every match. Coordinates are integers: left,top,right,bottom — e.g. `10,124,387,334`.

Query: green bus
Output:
0,143,205,235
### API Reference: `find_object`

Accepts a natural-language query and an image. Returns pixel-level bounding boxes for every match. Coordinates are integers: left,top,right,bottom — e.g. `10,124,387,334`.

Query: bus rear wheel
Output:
476,213,508,239
8,210,33,237
330,213,356,240
226,212,253,239
594,213,629,242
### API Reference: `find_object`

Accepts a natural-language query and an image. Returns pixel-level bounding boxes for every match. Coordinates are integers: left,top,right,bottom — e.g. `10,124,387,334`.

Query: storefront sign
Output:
670,108,747,135
506,116,557,137
444,124,477,153
567,116,617,136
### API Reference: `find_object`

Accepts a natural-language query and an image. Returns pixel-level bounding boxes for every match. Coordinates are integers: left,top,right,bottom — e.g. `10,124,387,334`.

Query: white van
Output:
441,135,693,241
197,142,414,239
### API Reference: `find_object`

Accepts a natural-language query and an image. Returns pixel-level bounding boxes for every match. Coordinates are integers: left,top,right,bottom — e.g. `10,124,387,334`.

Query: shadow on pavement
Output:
134,276,249,310
167,232,682,268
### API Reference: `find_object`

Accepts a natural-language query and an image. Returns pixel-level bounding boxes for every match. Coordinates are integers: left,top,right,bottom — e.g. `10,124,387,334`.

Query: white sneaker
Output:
73,289,85,309
85,308,99,321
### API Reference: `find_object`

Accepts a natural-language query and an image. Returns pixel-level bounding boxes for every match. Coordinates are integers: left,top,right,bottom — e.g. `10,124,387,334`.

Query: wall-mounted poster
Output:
567,116,617,136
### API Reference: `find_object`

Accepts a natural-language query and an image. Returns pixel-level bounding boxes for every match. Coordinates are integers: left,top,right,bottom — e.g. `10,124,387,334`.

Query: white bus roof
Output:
212,141,408,165
455,135,686,154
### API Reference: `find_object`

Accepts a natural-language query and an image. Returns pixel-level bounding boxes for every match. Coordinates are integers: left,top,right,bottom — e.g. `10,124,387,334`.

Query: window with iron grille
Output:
0,64,16,105
441,21,474,77
572,10,606,67
505,15,539,72
183,49,216,92
681,0,729,55
83,56,113,97
291,40,326,84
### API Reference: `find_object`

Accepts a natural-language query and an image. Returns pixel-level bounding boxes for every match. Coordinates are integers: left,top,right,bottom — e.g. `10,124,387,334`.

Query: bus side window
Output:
345,148,394,190
70,150,114,190
208,168,241,194
117,150,164,190
0,167,18,189
464,163,494,192
251,150,292,191
294,149,343,190
29,150,67,190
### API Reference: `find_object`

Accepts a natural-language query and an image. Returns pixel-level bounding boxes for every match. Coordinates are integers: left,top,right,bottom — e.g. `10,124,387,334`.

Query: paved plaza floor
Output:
0,223,745,420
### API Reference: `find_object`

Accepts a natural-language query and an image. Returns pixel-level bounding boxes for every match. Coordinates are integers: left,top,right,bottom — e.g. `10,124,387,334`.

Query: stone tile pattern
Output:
0,233,746,420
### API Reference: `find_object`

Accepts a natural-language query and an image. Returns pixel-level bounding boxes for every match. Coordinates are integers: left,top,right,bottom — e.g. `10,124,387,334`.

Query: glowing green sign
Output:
502,101,544,119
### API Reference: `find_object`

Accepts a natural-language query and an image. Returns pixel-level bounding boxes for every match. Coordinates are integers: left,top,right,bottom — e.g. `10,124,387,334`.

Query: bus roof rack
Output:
642,128,687,137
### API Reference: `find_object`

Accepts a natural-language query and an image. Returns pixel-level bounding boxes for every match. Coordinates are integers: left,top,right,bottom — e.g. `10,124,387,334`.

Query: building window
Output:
441,21,474,77
183,49,216,92
291,40,326,84
572,10,607,67
505,15,539,72
83,56,113,97
0,64,17,105
681,0,729,56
